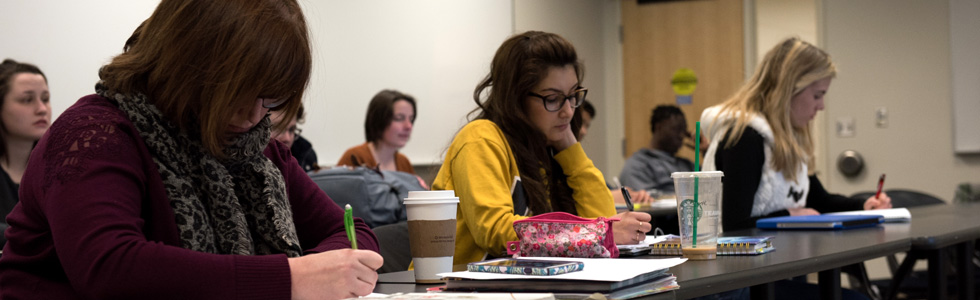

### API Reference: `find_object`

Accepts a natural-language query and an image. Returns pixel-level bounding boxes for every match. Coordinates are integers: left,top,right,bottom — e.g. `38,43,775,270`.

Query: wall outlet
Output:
837,117,855,138
875,107,888,128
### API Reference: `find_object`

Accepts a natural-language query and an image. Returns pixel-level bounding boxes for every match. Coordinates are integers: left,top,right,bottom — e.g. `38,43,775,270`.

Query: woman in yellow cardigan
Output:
432,31,653,267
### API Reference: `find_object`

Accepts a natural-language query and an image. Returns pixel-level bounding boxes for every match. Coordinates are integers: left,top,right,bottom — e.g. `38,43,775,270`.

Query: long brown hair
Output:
99,0,312,157
711,37,835,181
471,31,583,215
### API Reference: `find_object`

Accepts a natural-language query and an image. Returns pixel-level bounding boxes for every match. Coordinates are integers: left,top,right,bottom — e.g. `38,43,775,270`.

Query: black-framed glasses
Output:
528,88,588,112
275,125,302,137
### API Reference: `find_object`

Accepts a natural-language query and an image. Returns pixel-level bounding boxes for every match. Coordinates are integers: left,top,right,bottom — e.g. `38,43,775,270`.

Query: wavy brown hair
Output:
99,0,312,157
470,31,583,215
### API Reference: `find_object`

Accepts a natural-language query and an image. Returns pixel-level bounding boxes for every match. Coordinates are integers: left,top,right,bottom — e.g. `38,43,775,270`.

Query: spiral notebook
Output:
647,235,775,256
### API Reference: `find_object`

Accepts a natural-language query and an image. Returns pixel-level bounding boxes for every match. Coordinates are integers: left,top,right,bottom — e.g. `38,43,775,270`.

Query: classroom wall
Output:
0,1,157,119
0,1,515,168
820,0,980,201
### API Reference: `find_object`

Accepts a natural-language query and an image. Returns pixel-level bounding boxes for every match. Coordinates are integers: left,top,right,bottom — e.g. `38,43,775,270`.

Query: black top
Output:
715,127,863,231
0,168,19,246
290,135,318,172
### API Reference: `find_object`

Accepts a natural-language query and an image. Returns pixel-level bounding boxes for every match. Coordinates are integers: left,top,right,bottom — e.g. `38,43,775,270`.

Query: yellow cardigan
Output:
432,120,616,267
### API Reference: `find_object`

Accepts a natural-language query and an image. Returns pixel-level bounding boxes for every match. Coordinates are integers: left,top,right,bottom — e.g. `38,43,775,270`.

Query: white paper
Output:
438,257,686,282
824,207,911,222
617,234,673,251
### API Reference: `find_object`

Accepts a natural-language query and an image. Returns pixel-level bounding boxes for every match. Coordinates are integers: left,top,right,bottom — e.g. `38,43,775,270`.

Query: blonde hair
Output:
713,37,835,181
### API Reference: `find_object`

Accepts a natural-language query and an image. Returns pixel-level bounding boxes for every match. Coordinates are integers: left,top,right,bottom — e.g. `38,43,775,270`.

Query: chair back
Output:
373,222,413,273
851,189,945,208
309,167,425,228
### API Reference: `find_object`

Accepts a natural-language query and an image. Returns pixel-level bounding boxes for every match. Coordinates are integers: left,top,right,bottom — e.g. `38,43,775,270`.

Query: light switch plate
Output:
875,107,888,128
837,117,855,138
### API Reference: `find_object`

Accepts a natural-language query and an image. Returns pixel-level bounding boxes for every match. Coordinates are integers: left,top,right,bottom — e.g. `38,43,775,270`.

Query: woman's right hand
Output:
787,207,820,216
288,249,384,300
611,211,653,245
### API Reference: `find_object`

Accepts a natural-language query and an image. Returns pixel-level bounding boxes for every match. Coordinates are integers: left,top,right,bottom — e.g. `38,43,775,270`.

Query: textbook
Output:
445,270,671,293
756,214,884,230
440,257,684,295
648,235,775,256
467,258,584,276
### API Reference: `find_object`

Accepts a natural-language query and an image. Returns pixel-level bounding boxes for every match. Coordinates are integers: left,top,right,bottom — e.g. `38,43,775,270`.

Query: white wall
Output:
0,1,513,167
299,1,511,166
0,1,157,118
821,0,980,200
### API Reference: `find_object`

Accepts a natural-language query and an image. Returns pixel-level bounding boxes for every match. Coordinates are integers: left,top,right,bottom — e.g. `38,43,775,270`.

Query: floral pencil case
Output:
506,212,620,258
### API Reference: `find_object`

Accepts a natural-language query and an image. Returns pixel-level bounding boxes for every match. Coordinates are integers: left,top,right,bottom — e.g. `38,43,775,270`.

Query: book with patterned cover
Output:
467,258,584,276
649,235,775,256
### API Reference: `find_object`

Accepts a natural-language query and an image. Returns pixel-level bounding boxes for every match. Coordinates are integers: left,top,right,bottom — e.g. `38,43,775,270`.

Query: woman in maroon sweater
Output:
0,1,382,299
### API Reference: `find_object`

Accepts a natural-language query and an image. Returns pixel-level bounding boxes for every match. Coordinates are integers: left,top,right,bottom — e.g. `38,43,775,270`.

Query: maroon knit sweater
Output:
0,94,378,299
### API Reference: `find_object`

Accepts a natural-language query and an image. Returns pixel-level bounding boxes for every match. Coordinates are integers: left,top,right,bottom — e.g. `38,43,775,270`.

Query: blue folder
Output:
756,214,884,230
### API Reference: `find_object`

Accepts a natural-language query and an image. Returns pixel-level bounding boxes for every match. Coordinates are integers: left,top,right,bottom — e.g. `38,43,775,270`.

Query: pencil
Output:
344,204,357,249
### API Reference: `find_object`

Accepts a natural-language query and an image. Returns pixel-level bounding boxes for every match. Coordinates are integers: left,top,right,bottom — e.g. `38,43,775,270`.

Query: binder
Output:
756,214,884,230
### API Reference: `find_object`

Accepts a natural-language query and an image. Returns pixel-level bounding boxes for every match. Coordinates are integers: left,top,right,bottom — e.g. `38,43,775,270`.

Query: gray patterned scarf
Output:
97,83,302,257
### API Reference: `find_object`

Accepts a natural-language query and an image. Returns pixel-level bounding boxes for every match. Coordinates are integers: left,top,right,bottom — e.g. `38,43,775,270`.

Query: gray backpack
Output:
309,167,425,228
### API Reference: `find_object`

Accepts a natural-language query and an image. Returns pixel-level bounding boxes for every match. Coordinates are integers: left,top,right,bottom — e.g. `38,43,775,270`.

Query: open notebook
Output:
825,207,911,222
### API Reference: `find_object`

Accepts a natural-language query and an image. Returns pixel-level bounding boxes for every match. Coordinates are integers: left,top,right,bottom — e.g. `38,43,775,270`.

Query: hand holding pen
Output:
613,187,653,244
285,204,383,299
864,174,893,210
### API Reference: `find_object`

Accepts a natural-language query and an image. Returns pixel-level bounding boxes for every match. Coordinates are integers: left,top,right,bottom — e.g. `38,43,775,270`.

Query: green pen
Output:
344,204,357,249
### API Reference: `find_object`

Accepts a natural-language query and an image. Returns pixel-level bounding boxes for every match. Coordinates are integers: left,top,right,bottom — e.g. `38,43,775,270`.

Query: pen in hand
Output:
621,187,635,212
344,204,358,249
872,174,886,209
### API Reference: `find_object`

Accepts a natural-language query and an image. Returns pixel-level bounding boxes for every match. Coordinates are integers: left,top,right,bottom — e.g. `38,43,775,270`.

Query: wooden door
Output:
621,0,745,163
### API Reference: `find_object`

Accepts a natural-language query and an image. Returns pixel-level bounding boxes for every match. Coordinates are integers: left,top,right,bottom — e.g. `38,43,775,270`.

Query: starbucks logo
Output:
679,199,702,225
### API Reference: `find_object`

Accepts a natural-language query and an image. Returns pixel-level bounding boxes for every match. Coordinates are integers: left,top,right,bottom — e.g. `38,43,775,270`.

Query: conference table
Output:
883,202,980,300
374,203,980,299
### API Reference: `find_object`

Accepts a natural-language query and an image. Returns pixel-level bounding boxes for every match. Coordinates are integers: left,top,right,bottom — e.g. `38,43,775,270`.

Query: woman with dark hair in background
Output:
432,31,652,266
271,104,319,172
337,89,418,174
0,59,51,246
0,1,381,299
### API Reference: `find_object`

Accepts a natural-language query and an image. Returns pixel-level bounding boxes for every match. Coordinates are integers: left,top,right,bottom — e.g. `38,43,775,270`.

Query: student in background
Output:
577,99,653,206
698,36,884,300
271,104,318,172
337,89,417,174
701,37,891,234
620,105,694,198
0,59,51,246
432,31,652,267
578,99,595,139
0,1,381,298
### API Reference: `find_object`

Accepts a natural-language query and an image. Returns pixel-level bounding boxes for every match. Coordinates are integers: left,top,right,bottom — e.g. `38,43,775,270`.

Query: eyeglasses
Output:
287,126,302,136
261,97,288,110
275,125,302,137
528,88,588,112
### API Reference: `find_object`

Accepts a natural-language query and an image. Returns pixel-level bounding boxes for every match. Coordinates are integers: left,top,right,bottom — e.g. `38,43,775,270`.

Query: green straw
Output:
692,121,701,247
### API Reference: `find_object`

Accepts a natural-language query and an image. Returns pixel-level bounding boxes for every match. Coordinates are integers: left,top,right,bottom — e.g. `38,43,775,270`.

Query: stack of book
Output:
440,257,684,299
645,235,775,256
